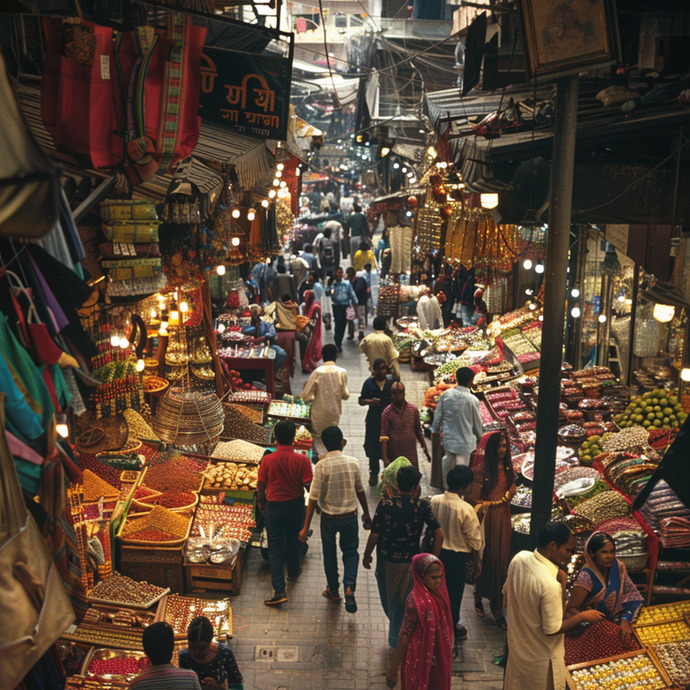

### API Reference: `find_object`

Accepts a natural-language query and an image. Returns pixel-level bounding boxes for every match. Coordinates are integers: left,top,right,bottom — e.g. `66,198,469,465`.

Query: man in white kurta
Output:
503,522,604,690
301,343,349,457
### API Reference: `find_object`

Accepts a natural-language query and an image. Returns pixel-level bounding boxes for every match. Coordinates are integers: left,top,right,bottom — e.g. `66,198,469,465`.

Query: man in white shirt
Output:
299,426,371,614
430,367,483,483
416,286,443,331
503,522,605,690
431,465,482,640
301,344,349,457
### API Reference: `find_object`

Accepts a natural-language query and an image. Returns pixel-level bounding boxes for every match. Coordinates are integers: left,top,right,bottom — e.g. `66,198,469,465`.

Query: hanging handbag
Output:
0,392,76,689
62,0,95,65
346,305,356,321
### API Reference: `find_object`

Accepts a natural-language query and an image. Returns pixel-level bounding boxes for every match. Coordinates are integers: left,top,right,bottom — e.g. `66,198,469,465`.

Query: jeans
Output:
270,344,287,373
357,304,367,333
264,497,305,595
439,548,469,632
320,513,359,594
332,304,348,349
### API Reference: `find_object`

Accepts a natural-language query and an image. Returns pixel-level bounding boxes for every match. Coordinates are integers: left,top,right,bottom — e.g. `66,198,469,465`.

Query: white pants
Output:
441,451,471,489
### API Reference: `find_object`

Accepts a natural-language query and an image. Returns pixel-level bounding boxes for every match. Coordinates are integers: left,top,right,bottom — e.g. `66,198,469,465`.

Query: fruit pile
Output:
614,389,686,430
226,368,260,392
579,435,602,466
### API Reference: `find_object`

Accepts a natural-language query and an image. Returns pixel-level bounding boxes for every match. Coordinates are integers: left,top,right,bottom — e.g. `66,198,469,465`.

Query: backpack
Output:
321,239,335,267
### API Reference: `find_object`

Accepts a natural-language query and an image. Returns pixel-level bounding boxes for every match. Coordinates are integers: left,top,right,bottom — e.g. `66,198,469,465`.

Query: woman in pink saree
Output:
301,289,322,374
386,554,453,690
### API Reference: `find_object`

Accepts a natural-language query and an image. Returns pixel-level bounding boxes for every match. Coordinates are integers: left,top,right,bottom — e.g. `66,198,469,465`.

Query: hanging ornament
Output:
407,196,419,209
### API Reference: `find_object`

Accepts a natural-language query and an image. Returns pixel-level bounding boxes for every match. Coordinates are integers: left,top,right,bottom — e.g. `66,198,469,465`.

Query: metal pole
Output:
530,74,579,546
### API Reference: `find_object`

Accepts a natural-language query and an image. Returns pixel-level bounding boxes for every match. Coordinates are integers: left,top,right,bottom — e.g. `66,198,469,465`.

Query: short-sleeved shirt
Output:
380,402,421,466
371,495,440,562
179,644,243,686
258,445,313,502
430,491,482,553
309,451,363,515
128,665,201,690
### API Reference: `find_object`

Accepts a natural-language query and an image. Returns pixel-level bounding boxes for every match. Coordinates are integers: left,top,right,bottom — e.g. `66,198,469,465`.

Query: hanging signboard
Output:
199,47,292,140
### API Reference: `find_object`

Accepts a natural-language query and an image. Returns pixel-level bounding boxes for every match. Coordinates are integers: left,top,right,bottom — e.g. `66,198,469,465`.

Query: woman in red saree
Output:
301,289,322,374
472,431,516,629
386,554,453,690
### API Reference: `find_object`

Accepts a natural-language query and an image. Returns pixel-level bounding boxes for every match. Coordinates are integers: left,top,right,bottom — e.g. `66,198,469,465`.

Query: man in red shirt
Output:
258,420,314,606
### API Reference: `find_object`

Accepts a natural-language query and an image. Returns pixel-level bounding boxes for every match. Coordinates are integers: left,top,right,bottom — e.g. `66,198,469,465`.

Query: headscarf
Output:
583,531,616,589
376,456,411,498
401,554,453,690
303,289,316,315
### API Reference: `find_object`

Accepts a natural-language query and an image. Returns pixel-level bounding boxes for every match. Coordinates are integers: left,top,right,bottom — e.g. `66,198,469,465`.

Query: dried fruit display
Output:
203,462,258,491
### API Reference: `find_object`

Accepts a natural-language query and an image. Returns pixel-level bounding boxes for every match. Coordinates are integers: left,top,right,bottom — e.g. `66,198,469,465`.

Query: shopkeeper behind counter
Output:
242,304,287,373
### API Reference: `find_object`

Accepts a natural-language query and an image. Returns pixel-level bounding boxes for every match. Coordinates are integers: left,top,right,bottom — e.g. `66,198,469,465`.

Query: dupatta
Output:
401,554,453,690
302,290,322,373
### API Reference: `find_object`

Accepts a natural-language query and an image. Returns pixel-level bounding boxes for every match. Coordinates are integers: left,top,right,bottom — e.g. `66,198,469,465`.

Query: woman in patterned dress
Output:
472,432,516,629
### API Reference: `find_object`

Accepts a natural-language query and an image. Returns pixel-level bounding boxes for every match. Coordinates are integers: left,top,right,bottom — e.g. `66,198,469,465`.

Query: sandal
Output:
475,601,485,618
496,616,508,630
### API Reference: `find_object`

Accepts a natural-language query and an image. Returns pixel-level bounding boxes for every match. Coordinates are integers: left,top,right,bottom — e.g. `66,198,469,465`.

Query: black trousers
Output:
439,548,469,632
332,304,348,349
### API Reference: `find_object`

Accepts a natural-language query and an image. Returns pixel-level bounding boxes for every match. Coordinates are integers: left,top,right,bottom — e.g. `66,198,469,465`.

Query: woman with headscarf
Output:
564,532,643,664
300,289,322,374
363,462,444,648
472,431,516,629
386,554,454,690
179,616,243,688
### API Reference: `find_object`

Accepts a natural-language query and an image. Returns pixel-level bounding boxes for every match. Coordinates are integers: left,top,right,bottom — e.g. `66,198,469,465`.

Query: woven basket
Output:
152,388,224,445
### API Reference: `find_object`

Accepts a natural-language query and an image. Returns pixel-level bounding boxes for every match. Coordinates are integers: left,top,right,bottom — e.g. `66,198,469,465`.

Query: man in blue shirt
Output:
327,267,357,352
430,367,484,487
242,304,287,373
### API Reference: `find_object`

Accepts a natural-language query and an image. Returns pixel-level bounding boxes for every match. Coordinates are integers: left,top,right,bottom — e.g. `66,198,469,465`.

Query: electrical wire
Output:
318,0,342,108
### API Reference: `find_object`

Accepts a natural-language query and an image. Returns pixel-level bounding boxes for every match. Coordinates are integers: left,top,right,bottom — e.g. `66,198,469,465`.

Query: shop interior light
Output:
180,302,189,313
571,288,580,298
681,367,690,382
402,167,408,173
279,181,287,188
216,265,226,276
247,208,256,221
56,421,69,438
393,163,400,169
653,303,675,323
268,189,277,198
277,163,284,171
571,307,581,318
110,335,120,347
525,288,533,295
365,141,370,147
618,294,625,302
119,338,129,349
136,359,145,372
410,178,417,184
419,128,426,134
528,302,537,311
275,171,282,179
272,178,280,186
427,146,438,159
624,298,632,306
598,314,607,323
406,211,413,217
150,309,157,319
539,314,544,321
261,199,269,208
535,262,545,274
217,323,226,333
380,147,390,157
523,259,533,270
231,207,241,218
480,193,499,209
231,237,241,247
169,310,179,323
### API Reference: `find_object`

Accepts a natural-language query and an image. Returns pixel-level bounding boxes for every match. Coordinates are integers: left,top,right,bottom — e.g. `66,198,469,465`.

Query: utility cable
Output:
318,0,342,108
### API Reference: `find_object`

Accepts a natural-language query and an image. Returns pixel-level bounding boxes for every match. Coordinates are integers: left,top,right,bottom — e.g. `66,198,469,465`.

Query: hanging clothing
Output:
398,554,454,690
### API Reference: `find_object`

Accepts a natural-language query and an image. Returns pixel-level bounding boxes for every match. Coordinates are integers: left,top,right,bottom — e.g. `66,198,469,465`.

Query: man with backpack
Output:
316,227,338,280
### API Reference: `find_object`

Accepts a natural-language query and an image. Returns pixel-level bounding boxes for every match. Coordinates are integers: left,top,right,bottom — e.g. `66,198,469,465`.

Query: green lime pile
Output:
614,389,686,430
579,435,602,466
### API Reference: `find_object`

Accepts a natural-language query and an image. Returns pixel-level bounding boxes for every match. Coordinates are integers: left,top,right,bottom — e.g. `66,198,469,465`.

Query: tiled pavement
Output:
225,326,506,690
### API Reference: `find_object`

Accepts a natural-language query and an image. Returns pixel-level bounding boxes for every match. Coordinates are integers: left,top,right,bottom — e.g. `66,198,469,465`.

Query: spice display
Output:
568,652,667,689
221,404,272,444
559,424,587,444
123,505,191,540
637,602,690,626
511,514,532,534
212,439,265,464
203,462,258,491
145,453,206,492
565,479,611,507
81,606,155,631
86,650,150,679
192,503,256,543
601,427,649,453
579,435,603,464
138,490,196,510
226,389,272,404
635,620,690,646
89,572,168,608
78,453,123,488
162,595,231,638
63,625,145,650
651,640,690,686
83,469,121,502
123,408,160,441
573,491,630,525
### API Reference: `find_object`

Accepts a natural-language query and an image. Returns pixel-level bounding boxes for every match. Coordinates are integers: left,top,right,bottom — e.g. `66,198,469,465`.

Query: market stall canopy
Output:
640,282,690,310
0,52,59,238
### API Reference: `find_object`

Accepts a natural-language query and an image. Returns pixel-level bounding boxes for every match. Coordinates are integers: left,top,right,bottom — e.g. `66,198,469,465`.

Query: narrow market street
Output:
226,337,506,690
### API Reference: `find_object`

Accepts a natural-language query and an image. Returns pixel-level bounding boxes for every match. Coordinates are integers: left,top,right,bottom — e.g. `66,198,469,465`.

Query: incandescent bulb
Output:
110,335,120,347
180,302,189,313
277,163,284,171
523,260,533,270
136,359,145,372
571,289,580,298
535,263,545,274
598,314,607,323
231,208,241,219
217,324,226,333
261,199,269,208
571,307,581,318
150,309,157,318
119,338,129,349
247,209,256,221
56,423,69,439
216,265,226,276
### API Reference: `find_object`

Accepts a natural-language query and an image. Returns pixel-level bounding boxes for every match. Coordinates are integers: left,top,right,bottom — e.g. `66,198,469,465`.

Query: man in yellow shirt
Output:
359,316,400,378
353,240,377,273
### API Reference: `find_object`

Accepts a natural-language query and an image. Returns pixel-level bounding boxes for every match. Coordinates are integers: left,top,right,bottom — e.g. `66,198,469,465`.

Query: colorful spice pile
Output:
202,462,258,491
145,453,206,492
212,439,265,464
123,408,160,441
139,490,196,509
553,466,602,490
89,572,167,607
86,653,150,678
83,469,121,502
123,505,190,540
78,453,122,488
573,491,630,525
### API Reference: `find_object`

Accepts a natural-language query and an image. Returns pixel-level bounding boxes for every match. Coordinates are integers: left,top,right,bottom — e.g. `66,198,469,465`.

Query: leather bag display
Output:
0,392,75,689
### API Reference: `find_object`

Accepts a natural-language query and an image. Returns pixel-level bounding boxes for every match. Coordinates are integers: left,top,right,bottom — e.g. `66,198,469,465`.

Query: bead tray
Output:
154,594,232,640
566,649,672,690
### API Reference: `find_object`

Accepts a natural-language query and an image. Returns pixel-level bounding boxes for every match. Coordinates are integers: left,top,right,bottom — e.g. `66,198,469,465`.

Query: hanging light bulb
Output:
523,259,533,270
216,265,226,276
480,193,499,209
169,310,179,325
231,207,241,219
393,163,400,169
380,147,390,157
119,338,129,349
535,262,545,274
653,303,675,323
272,178,280,186
180,301,189,313
681,367,690,382
136,359,145,372
56,422,69,438
217,323,226,333
277,163,284,171
269,189,277,198
110,334,120,347
598,314,607,323
539,314,544,321
402,167,408,173
279,181,287,188
275,170,282,178
261,199,269,208
231,237,241,247
571,288,580,298
247,208,256,221
528,303,537,311
571,307,581,318
618,294,625,303
150,308,157,319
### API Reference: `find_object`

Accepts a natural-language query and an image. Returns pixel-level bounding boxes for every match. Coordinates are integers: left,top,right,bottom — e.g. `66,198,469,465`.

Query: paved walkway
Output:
226,325,506,690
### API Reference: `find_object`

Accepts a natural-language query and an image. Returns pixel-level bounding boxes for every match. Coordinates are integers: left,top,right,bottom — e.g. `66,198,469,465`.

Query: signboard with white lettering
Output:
199,47,292,140
605,224,629,255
